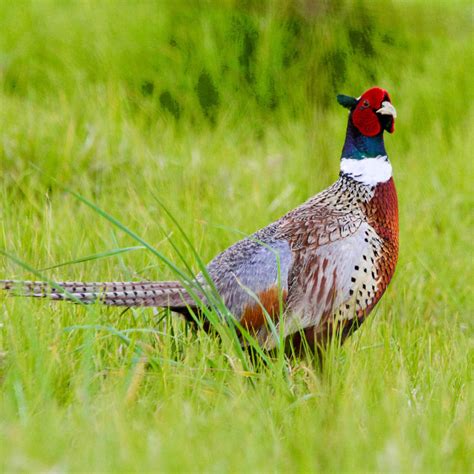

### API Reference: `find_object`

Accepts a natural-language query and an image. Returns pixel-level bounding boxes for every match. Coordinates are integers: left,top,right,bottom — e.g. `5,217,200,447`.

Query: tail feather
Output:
0,280,203,308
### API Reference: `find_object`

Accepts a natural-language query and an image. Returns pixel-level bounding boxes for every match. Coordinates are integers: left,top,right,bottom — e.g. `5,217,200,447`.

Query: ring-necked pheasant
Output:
1,87,398,350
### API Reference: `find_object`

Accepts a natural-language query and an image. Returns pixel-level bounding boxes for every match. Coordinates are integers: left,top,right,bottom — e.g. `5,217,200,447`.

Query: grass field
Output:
0,1,473,472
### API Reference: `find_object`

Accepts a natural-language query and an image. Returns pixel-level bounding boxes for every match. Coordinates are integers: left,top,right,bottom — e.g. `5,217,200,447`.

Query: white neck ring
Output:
340,156,392,186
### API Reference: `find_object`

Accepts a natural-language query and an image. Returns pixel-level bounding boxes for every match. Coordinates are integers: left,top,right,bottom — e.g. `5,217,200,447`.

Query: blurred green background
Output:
0,1,473,472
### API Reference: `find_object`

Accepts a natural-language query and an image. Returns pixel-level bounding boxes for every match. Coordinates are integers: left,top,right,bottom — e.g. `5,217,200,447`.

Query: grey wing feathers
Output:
205,224,293,317
0,280,197,308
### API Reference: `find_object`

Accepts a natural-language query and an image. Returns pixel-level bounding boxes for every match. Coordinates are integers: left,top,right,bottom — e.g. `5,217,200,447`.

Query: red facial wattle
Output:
352,87,394,136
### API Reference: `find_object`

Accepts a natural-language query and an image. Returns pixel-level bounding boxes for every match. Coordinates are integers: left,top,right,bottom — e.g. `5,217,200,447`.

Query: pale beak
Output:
376,101,397,119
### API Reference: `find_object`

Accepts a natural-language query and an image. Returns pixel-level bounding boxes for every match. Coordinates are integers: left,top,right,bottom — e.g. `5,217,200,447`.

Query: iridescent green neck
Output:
341,119,387,159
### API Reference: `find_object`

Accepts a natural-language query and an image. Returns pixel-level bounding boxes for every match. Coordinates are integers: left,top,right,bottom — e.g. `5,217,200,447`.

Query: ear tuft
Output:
337,94,358,109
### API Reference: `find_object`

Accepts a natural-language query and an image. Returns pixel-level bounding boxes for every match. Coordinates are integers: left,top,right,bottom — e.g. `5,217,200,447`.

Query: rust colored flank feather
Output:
240,286,288,332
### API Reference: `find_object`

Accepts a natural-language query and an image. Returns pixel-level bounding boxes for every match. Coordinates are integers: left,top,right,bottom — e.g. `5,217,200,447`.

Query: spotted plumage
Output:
0,87,399,351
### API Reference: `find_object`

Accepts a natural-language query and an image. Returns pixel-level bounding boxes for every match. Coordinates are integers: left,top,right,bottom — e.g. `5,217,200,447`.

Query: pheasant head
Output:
337,87,397,162
337,87,397,185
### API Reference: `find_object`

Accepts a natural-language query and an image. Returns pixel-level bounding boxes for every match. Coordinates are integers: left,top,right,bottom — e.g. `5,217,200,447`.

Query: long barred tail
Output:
0,280,201,309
